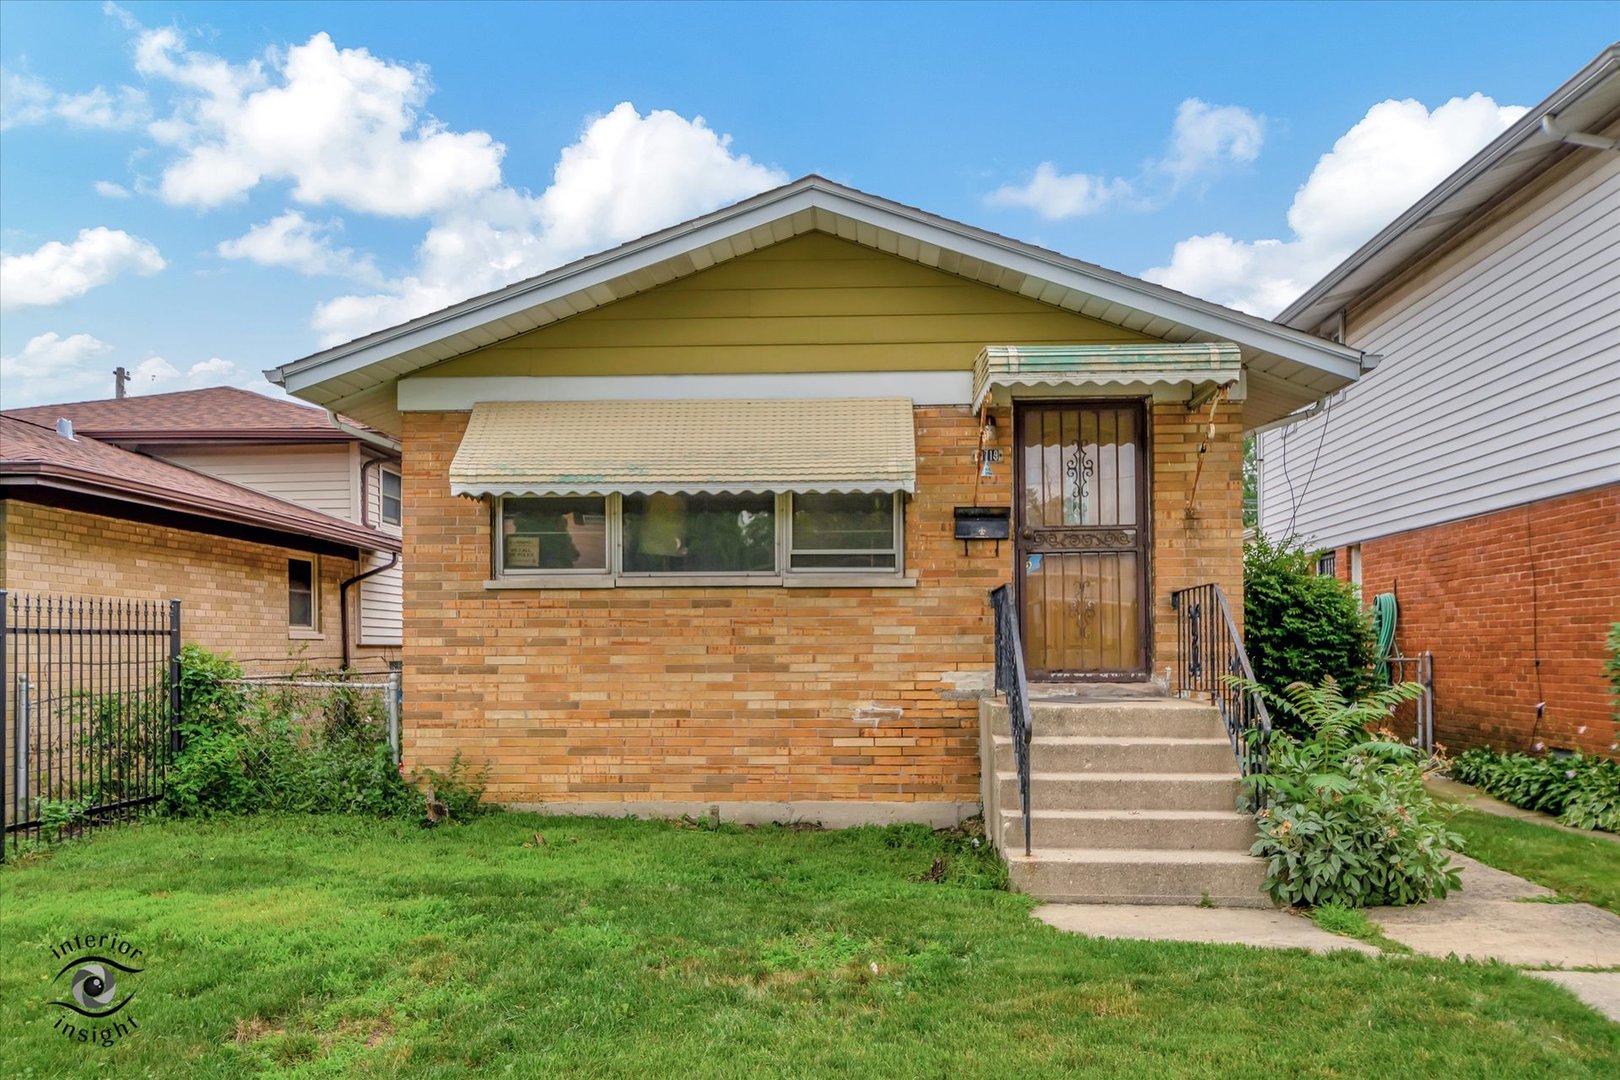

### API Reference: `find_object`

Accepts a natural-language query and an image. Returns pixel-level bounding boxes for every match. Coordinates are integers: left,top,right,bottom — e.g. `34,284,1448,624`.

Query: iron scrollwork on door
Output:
1068,579,1096,643
1024,529,1134,552
1065,447,1095,516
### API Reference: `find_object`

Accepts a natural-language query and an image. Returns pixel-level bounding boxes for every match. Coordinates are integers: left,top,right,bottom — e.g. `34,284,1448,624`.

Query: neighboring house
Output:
1258,45,1620,758
267,173,1367,839
7,386,405,669
0,414,400,672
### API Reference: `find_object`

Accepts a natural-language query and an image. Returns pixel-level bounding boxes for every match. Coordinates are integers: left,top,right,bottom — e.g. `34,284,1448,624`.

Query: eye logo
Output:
51,955,141,1018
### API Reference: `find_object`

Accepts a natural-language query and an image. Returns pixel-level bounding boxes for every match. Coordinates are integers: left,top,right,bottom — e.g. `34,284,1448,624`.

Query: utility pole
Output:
114,366,130,399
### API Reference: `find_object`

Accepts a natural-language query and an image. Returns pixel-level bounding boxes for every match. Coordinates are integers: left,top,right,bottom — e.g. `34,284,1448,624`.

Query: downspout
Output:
359,455,382,528
339,551,399,671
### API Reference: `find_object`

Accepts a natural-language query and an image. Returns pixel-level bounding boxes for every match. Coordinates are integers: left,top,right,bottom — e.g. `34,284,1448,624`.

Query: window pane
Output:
289,591,314,627
622,493,775,574
381,470,402,524
288,558,313,591
288,559,314,627
501,497,608,571
792,493,895,550
790,493,898,569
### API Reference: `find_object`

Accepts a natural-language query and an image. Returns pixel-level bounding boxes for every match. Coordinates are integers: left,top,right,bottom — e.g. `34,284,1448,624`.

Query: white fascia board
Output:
397,371,975,410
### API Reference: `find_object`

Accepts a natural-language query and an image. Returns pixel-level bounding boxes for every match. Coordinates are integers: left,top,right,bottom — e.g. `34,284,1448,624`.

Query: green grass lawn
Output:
3,814,1617,1078
1452,809,1620,916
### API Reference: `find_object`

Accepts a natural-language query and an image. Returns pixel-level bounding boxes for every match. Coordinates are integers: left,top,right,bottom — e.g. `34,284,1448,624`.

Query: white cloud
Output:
0,69,149,131
218,211,381,284
985,163,1134,220
93,180,132,198
311,102,786,345
986,98,1264,220
0,331,264,407
0,227,166,310
1161,99,1265,186
1144,93,1526,315
133,28,505,215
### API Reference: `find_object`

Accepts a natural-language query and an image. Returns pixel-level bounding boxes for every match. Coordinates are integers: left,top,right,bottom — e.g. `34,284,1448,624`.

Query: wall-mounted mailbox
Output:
954,506,1010,554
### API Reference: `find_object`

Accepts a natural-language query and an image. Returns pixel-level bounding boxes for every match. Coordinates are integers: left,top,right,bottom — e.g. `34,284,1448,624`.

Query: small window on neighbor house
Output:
288,557,317,629
789,492,901,571
500,496,609,573
1316,551,1337,578
380,469,402,526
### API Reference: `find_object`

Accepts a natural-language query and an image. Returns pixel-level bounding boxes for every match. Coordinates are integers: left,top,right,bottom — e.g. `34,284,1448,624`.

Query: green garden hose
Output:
1373,592,1398,684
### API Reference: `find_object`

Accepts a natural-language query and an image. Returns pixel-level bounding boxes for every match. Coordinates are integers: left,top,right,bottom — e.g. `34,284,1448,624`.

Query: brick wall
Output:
1,500,397,673
1356,484,1620,758
401,400,1243,818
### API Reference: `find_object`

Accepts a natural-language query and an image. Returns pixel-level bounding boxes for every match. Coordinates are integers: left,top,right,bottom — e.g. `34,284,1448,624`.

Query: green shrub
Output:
1608,622,1620,721
1451,748,1618,833
1244,677,1460,908
1243,535,1376,732
166,645,429,821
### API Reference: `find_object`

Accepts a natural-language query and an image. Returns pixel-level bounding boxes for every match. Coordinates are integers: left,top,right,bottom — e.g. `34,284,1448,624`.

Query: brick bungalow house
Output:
267,178,1367,901
1258,45,1619,759
0,412,400,673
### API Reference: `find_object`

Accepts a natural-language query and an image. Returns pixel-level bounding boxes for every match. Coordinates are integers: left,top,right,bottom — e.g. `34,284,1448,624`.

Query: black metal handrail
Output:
989,585,1033,856
1169,583,1271,778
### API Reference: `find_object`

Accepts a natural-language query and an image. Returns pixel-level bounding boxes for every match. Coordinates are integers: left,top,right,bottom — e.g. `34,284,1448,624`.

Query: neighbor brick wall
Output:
1,500,398,673
401,400,1244,813
1357,484,1620,757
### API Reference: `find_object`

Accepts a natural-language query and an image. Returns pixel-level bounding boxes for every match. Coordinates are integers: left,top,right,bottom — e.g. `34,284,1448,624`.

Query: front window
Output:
621,493,776,575
494,492,903,583
500,496,609,573
1316,551,1337,578
789,493,899,570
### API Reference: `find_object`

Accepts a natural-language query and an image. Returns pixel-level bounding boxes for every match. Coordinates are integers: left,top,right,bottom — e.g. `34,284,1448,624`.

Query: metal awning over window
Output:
972,343,1243,410
448,398,917,497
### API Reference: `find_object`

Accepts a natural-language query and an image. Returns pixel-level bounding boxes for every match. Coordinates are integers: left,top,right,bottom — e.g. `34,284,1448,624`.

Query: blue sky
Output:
1,1,1614,408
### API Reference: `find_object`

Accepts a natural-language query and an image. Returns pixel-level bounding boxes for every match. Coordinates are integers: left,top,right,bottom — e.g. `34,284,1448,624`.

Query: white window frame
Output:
491,492,908,588
785,492,904,575
379,467,403,526
288,555,320,636
495,495,614,578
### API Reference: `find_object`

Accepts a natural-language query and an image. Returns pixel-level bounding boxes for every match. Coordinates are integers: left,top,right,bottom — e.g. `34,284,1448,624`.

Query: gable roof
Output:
0,414,400,558
7,386,396,449
1280,42,1620,333
266,175,1366,431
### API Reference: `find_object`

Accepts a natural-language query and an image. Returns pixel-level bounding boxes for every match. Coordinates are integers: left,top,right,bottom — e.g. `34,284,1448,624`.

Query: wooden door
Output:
1015,402,1149,680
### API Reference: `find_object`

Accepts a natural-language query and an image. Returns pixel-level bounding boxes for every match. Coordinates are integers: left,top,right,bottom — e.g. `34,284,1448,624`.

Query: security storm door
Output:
1015,402,1149,680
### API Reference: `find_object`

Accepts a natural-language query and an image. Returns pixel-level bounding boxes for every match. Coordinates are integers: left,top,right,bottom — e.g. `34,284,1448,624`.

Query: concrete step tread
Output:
1007,848,1263,865
1003,808,1254,822
993,735,1232,747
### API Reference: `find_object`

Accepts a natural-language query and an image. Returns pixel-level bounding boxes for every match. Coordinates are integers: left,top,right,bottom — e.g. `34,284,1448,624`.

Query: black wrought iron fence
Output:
990,584,1033,856
2,591,179,856
1170,583,1271,780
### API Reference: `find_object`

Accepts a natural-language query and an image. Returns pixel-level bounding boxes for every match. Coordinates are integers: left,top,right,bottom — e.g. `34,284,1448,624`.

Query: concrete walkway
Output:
1033,904,1376,955
1036,855,1620,1022
1429,777,1620,844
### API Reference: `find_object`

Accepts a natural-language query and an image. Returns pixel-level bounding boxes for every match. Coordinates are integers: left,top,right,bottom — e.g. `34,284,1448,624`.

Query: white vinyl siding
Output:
359,459,405,647
159,444,358,521
1259,146,1620,549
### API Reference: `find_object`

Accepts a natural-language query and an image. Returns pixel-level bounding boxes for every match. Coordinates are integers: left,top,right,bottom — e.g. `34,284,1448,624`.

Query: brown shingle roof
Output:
0,415,399,555
6,386,385,444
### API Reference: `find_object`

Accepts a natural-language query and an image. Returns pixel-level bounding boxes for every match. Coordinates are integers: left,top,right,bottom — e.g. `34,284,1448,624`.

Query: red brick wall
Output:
1358,484,1619,757
401,401,1243,815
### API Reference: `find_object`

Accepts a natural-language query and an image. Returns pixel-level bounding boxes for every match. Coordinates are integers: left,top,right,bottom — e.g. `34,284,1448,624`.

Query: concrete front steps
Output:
981,694,1270,908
